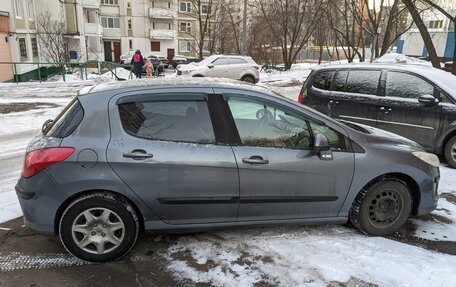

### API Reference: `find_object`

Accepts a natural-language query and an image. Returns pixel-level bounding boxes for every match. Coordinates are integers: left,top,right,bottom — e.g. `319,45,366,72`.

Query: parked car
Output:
17,78,439,262
176,55,260,83
119,53,131,65
172,54,187,68
299,63,456,167
158,56,169,68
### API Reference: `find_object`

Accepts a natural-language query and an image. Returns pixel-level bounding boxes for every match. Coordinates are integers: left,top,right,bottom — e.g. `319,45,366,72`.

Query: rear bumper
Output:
15,170,67,235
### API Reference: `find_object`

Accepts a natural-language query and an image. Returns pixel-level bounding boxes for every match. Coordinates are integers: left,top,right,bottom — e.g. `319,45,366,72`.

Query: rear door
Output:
376,71,440,150
215,89,355,221
106,89,239,224
330,69,382,127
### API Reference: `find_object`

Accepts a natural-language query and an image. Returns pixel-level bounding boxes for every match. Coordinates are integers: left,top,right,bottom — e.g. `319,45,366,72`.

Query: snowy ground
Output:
1,68,456,286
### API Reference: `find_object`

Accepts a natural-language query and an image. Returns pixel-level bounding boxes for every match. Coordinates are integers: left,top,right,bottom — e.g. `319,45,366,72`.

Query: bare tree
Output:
420,0,456,74
251,0,325,70
402,0,440,68
36,10,67,64
218,0,243,54
181,0,219,59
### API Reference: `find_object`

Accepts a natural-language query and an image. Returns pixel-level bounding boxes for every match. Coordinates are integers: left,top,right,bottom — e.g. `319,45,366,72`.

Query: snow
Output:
1,69,456,286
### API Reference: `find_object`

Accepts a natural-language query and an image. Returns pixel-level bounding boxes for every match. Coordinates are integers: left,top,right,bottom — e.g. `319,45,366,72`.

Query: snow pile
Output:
165,226,456,287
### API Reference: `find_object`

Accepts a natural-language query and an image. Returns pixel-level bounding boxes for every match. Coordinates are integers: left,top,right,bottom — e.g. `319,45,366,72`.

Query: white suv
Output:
176,55,260,83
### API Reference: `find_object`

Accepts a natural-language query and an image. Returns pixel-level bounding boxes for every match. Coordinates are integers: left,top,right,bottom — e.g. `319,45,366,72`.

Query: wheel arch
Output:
54,189,145,235
440,129,456,155
241,73,256,82
353,172,421,216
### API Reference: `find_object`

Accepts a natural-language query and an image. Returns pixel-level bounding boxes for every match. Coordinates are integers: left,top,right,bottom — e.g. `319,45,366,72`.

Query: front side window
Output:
313,70,335,90
212,57,230,66
119,100,215,144
345,70,381,95
309,122,346,151
227,96,312,149
385,71,434,99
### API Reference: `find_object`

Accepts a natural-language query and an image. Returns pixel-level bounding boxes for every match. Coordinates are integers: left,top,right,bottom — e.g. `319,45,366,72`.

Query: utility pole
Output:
242,0,248,55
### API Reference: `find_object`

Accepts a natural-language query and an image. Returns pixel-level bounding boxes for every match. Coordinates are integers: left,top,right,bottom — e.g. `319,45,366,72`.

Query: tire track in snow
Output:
0,252,89,272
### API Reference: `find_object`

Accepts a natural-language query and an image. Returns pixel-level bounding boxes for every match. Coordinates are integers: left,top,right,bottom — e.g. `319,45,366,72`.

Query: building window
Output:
168,23,171,30
31,37,38,58
152,22,156,29
179,2,191,12
127,0,131,8
201,4,210,14
429,20,443,29
27,0,34,20
86,10,96,23
179,41,192,52
203,41,210,52
168,2,171,9
101,17,120,28
129,39,133,50
101,0,118,5
15,0,23,19
19,38,28,61
180,22,191,33
151,41,160,52
128,19,132,30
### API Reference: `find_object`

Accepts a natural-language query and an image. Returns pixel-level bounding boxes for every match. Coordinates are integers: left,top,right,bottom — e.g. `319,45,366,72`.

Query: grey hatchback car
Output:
16,78,440,262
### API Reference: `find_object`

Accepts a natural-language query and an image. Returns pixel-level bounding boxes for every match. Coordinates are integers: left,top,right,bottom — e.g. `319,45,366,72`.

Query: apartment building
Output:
397,0,455,62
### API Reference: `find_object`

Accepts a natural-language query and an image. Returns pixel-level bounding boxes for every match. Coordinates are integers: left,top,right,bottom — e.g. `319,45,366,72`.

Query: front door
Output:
113,42,121,63
218,91,354,221
167,48,175,64
103,41,112,62
331,69,382,127
107,90,239,225
376,71,440,150
208,57,229,77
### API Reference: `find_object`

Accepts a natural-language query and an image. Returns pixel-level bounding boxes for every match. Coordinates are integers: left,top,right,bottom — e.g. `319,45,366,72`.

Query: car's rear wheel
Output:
241,75,255,83
444,135,456,168
59,193,139,262
349,178,412,236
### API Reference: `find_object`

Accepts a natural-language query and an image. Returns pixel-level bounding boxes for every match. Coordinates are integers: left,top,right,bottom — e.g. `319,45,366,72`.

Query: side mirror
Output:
42,119,53,134
418,94,439,106
207,63,214,69
314,134,333,160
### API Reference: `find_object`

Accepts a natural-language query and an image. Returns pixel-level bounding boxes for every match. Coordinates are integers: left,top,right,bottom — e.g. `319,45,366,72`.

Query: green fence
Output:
0,61,134,83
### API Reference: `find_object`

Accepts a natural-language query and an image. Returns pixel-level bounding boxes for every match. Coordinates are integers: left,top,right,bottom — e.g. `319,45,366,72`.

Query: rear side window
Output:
118,100,216,144
229,58,247,64
345,70,381,95
312,70,335,90
45,98,84,138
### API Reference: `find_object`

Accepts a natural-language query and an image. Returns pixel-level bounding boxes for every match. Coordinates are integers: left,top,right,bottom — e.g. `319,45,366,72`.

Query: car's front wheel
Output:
59,193,139,262
349,178,412,236
444,135,456,168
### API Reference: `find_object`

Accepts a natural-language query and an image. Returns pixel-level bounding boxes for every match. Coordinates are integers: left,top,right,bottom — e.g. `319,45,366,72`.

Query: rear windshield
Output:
45,98,84,138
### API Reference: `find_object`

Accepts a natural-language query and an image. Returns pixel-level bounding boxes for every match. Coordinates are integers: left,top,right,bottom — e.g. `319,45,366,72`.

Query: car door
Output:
214,89,355,221
207,57,230,78
376,71,440,150
227,58,248,80
330,69,382,127
106,89,239,225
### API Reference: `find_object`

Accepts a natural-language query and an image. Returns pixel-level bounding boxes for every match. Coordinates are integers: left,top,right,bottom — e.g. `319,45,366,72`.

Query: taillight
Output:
22,147,75,178
298,93,303,103
253,65,259,70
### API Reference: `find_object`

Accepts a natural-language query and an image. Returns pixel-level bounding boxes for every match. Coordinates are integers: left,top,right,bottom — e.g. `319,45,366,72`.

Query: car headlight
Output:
181,70,192,75
412,151,440,167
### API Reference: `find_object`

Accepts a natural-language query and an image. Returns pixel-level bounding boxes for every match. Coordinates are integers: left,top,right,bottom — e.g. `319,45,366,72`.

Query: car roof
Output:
79,77,269,96
313,63,456,99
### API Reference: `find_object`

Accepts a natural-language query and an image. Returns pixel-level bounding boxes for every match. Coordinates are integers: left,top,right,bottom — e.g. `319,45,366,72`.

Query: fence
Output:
0,61,135,83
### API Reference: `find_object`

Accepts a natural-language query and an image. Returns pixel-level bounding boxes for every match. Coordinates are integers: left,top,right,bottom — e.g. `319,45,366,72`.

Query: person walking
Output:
145,58,153,78
131,50,145,79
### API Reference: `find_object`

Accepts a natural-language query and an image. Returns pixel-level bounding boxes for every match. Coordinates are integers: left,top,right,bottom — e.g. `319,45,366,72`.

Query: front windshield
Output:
198,56,218,66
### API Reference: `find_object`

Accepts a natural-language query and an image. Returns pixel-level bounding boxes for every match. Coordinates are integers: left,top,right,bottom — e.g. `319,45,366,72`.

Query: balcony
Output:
82,0,101,10
149,7,176,19
150,29,175,40
84,23,103,36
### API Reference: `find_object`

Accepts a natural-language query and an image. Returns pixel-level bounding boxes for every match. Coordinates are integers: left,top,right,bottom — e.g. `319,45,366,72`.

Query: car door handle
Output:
122,149,153,160
242,156,269,165
329,100,339,105
379,107,392,114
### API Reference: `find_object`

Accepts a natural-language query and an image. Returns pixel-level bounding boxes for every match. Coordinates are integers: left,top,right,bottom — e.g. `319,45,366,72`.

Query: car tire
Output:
349,178,412,236
241,75,255,83
444,135,456,168
59,192,139,262
192,74,204,77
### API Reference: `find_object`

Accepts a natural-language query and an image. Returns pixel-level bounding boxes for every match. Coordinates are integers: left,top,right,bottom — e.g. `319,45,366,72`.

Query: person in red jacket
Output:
130,50,145,79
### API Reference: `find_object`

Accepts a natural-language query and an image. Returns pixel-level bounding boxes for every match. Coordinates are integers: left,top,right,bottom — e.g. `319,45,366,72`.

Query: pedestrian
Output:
131,50,145,79
145,58,153,78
